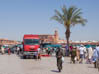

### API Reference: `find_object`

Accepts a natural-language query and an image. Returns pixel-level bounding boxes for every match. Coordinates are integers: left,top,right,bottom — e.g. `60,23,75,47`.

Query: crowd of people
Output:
0,45,22,55
0,44,99,72
0,45,11,55
54,44,99,72
66,44,99,70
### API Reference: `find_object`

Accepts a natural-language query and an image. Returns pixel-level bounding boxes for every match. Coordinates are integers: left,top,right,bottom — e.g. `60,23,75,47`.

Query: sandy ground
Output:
0,54,98,74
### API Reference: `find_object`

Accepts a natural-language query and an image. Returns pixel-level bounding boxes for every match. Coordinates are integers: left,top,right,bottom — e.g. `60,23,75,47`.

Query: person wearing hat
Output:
79,45,85,63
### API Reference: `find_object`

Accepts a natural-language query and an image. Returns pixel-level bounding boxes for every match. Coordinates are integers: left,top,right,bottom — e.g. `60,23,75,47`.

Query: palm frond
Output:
72,8,82,18
55,10,63,19
51,5,87,28
72,16,87,26
62,5,68,21
51,15,63,24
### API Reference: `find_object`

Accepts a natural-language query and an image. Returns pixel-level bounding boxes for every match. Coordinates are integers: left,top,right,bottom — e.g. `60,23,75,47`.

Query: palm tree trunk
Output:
65,28,70,51
67,37,69,50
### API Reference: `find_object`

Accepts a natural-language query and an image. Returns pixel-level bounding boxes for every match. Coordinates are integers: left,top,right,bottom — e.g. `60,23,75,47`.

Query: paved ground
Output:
0,54,98,74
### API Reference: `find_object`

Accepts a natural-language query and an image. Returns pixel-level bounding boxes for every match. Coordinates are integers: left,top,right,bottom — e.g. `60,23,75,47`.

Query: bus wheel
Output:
23,55,26,59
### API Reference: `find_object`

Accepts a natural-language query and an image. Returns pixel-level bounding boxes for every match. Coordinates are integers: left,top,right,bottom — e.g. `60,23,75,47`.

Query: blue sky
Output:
0,0,99,41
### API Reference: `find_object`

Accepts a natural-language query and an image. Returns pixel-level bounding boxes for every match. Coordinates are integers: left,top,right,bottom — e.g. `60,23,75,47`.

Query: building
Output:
39,30,66,44
0,38,20,45
70,40,99,45
0,30,66,45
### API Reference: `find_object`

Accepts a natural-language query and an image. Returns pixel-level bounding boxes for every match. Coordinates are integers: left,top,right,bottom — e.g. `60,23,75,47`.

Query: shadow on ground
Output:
88,66,94,68
51,70,59,73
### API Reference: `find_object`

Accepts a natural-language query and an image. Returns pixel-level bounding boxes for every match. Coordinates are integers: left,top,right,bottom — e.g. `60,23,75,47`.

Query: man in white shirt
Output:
17,47,20,55
79,45,85,63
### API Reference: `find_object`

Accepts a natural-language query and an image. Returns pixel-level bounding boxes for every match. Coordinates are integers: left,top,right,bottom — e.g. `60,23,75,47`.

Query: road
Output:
0,54,98,74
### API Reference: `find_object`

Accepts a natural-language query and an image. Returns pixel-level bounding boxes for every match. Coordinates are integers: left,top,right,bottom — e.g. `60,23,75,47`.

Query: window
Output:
24,39,39,45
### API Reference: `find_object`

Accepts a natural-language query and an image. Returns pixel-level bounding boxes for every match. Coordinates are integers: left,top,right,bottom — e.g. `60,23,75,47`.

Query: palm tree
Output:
51,5,87,50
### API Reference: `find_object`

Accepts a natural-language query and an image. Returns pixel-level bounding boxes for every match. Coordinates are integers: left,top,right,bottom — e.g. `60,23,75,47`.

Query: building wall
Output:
0,39,20,45
0,30,66,45
39,30,64,44
39,35,55,44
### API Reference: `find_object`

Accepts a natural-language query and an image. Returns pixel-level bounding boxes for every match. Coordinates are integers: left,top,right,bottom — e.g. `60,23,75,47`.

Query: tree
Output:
51,5,87,50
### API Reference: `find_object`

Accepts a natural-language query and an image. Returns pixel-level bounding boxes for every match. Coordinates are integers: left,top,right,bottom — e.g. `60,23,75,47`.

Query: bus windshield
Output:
24,39,39,45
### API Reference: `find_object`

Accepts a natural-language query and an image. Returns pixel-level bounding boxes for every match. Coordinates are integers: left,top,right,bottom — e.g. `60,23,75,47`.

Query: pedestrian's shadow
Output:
51,70,59,73
88,66,94,68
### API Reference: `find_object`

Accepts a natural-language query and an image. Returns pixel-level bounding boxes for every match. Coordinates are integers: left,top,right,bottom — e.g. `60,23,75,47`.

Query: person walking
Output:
96,45,99,58
93,45,99,68
70,46,77,64
65,45,69,56
56,47,63,72
37,47,41,60
1,45,5,55
96,45,99,71
76,46,80,61
48,47,51,55
69,45,73,56
8,47,11,55
92,47,98,68
79,45,85,63
87,46,93,64
17,46,20,55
